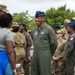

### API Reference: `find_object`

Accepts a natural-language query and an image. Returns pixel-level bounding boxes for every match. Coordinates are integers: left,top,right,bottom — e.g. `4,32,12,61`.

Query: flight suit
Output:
65,32,75,75
31,23,58,75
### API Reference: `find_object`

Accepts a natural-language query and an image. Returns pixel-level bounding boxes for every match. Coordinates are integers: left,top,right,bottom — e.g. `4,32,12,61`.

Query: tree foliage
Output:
12,5,75,30
45,4,75,27
12,11,35,30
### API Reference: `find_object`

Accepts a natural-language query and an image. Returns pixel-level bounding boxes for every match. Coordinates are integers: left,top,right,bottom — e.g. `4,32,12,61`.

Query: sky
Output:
0,0,75,16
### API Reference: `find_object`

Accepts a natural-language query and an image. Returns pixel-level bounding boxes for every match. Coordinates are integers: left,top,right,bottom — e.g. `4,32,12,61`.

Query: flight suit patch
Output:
70,37,74,41
40,32,45,34
34,32,38,35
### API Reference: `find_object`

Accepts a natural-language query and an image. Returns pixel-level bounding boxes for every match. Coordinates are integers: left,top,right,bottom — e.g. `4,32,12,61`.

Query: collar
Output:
70,31,75,35
36,22,47,30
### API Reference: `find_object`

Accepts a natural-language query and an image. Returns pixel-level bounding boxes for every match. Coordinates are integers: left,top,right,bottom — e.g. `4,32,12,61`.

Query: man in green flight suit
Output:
31,11,58,75
64,22,75,75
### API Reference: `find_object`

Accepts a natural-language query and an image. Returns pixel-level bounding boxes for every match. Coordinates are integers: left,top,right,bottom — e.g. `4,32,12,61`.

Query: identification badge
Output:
34,32,38,35
40,32,45,34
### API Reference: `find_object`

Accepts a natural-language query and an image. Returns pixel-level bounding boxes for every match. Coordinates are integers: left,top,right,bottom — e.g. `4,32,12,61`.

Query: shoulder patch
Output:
34,32,38,35
70,36,74,40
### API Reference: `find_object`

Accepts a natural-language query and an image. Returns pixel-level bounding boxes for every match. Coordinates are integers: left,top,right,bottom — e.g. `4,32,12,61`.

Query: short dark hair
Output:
0,13,12,28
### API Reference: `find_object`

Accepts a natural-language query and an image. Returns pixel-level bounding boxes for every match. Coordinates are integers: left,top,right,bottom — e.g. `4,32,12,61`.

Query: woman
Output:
0,13,17,75
12,24,26,75
51,30,66,75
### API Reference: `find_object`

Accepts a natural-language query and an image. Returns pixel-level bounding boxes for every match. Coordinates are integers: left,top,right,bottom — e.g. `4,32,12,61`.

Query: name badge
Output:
40,32,45,34
34,32,38,35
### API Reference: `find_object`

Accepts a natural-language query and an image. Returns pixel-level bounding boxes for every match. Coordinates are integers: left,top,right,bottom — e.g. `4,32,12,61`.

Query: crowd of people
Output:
0,4,75,75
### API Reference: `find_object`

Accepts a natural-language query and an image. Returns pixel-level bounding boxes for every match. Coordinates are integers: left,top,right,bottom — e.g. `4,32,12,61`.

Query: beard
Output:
67,31,71,34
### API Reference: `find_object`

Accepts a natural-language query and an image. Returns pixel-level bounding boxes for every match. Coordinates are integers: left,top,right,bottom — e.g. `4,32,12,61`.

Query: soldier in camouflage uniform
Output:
12,22,26,75
0,4,9,28
0,4,8,15
61,19,71,40
51,30,67,75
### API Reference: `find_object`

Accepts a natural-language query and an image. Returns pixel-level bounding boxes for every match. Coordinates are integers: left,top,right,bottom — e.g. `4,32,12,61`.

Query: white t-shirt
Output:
0,28,14,50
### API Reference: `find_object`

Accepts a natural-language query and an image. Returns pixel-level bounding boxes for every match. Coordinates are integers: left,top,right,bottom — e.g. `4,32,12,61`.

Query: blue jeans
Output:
5,63,13,75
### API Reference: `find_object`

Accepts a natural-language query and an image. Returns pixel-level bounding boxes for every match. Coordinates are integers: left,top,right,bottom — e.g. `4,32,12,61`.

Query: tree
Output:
12,5,75,30
12,11,35,30
45,4,75,27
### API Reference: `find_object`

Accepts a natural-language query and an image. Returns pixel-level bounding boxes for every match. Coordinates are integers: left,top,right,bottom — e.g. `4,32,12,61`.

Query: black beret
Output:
52,24,60,29
68,22,75,27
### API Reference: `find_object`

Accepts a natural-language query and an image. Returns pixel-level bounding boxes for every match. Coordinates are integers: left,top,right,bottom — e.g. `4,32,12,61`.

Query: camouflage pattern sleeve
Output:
14,32,26,48
13,32,26,62
58,40,66,59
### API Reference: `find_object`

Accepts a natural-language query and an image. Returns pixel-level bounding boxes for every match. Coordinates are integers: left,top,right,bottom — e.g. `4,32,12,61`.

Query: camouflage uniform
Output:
0,4,8,14
61,27,68,40
14,32,26,75
61,19,71,40
51,36,66,75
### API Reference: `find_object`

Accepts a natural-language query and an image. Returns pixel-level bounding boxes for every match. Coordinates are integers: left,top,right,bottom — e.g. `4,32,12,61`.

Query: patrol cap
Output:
0,4,9,12
56,30,65,34
12,22,19,27
72,17,75,20
12,22,19,32
35,11,45,17
64,19,71,23
18,22,25,26
52,24,60,29
68,22,75,27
